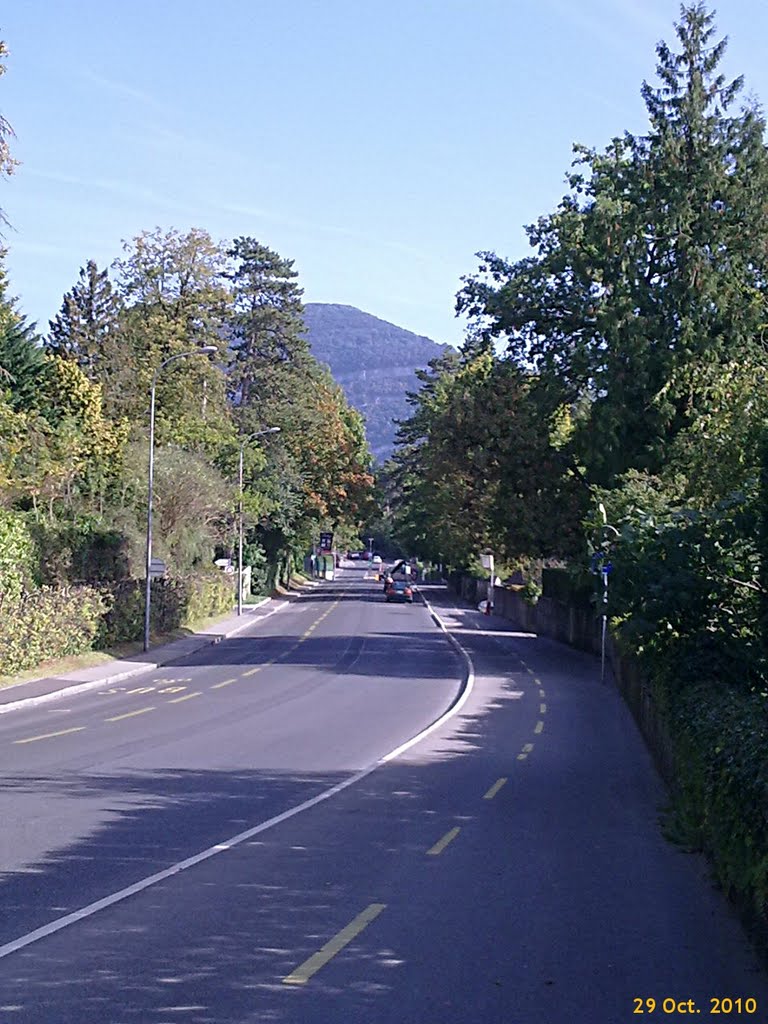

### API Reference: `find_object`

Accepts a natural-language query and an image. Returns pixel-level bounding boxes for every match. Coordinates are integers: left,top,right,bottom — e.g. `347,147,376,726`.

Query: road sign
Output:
319,531,334,552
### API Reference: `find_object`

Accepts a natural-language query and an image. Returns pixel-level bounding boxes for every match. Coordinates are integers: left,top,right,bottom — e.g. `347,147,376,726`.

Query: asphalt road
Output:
0,565,766,1023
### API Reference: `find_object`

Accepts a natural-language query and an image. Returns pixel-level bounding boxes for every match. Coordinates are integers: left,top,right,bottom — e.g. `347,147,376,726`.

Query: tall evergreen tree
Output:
225,237,309,412
0,316,45,411
46,260,122,376
457,3,768,487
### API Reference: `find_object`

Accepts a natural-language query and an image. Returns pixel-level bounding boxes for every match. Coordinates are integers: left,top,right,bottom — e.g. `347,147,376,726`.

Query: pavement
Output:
0,591,297,715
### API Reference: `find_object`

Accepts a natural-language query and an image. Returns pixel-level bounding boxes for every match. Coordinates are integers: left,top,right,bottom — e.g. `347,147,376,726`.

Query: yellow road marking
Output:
483,777,507,800
523,743,534,753
14,727,86,745
534,721,544,734
525,667,535,675
126,686,155,694
539,688,546,697
534,677,543,685
517,752,528,761
427,827,461,856
157,686,186,694
540,702,547,714
242,667,261,677
167,691,202,704
106,706,155,722
211,678,238,690
282,903,386,986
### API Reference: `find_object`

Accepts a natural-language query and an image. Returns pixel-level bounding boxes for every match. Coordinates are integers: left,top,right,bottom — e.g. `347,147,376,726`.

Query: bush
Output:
29,516,132,585
0,584,109,675
0,509,38,601
668,682,768,918
96,572,235,646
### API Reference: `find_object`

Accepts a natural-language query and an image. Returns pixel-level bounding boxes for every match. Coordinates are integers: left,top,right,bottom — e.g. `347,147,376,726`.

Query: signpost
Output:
149,558,166,579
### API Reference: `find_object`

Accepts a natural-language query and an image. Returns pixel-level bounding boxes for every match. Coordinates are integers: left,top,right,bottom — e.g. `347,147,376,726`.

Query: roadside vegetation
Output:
0,46,375,674
387,3,768,933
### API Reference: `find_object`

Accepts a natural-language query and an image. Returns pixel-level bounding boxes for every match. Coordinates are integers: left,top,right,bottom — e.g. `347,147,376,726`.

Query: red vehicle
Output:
385,580,413,604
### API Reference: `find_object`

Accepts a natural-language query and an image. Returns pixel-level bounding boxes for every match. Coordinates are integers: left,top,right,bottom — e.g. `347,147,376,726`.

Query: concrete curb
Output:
0,597,286,716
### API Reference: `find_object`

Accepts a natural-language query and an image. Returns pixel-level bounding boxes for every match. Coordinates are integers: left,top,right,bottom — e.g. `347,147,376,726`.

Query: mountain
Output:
302,303,453,462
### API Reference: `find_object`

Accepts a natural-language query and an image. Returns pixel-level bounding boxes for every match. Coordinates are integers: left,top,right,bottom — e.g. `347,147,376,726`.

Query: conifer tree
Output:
47,260,122,376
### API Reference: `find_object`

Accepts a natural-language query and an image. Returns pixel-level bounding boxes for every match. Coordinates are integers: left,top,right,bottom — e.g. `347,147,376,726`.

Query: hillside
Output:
302,303,453,462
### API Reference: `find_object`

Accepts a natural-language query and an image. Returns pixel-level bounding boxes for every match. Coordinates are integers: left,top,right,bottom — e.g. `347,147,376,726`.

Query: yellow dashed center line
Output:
106,706,155,722
167,691,202,704
539,689,546,698
282,903,386,986
427,827,461,856
540,702,547,714
14,726,86,745
534,720,544,734
483,777,507,800
210,678,238,690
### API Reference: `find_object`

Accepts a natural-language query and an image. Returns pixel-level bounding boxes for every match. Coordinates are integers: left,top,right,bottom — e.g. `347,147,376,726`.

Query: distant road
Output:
0,565,765,1022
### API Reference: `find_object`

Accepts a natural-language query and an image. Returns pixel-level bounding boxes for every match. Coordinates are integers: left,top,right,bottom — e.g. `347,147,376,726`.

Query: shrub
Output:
96,572,235,646
0,584,108,675
668,682,768,917
0,509,38,601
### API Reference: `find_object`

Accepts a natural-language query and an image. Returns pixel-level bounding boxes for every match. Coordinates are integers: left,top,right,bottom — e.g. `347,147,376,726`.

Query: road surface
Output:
0,563,764,1022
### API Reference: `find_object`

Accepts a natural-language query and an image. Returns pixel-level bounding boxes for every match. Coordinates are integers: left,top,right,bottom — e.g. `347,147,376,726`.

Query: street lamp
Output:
238,427,281,615
144,346,217,652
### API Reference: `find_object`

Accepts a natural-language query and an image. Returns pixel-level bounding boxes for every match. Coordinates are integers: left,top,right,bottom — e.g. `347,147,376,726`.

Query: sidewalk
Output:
0,596,288,716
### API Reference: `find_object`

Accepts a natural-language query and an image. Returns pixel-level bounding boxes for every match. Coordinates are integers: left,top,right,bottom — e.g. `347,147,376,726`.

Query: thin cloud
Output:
79,68,170,115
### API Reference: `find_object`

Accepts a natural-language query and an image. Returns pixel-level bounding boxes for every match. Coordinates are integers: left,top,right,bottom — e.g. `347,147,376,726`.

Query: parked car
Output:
385,580,414,603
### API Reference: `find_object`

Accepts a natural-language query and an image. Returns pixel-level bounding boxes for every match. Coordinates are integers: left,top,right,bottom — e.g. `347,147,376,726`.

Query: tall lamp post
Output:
144,346,217,652
238,427,281,615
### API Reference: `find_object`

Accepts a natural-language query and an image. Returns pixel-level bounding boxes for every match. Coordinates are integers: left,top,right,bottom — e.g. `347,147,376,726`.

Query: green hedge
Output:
0,585,109,674
0,572,235,676
668,682,768,920
97,572,235,646
0,510,38,602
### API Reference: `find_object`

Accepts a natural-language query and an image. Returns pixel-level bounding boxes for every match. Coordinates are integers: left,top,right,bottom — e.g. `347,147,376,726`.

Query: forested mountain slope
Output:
302,303,452,462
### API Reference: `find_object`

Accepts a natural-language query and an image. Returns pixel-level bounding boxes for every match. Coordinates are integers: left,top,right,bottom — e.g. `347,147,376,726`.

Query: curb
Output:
0,597,285,717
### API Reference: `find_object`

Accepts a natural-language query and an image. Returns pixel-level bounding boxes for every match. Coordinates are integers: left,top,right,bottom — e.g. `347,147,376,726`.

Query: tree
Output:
225,237,309,413
0,39,18,232
0,315,45,411
46,260,122,377
390,349,585,567
111,227,231,434
457,3,768,489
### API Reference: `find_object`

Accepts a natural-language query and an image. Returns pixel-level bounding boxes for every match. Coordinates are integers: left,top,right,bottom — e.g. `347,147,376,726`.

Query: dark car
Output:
385,580,414,603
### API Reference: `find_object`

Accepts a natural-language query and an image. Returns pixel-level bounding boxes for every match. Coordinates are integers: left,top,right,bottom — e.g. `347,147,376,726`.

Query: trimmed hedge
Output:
669,682,768,919
0,572,235,676
0,585,109,675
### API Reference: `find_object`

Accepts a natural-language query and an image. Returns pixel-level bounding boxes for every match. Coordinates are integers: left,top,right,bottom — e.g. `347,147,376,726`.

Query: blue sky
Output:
2,0,767,348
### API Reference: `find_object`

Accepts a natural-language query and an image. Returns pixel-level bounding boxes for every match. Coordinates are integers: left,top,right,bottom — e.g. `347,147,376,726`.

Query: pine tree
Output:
225,237,309,412
47,260,122,376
